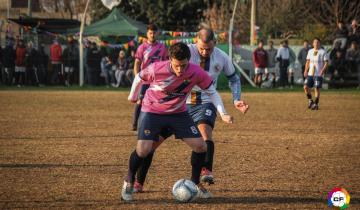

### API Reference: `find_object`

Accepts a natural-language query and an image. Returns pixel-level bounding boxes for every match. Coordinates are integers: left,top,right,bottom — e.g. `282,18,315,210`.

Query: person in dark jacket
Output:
297,40,310,80
37,44,48,86
86,42,102,86
2,37,16,85
25,41,40,86
62,37,78,86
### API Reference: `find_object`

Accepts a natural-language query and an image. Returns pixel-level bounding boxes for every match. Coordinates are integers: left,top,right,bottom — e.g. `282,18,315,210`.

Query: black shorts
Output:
137,111,202,141
304,76,323,88
187,103,217,128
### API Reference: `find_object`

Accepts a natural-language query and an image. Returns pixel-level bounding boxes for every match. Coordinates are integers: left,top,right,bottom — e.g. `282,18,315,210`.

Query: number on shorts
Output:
205,109,212,116
190,126,198,134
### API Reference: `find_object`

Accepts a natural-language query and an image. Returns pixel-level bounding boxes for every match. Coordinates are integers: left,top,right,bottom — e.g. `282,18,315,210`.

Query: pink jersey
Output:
135,41,168,70
139,61,213,114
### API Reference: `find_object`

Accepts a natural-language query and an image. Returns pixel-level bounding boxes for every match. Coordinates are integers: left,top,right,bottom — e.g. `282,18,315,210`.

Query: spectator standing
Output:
265,41,277,88
37,44,48,86
86,42,102,86
276,40,290,88
252,40,267,87
2,37,15,85
333,21,348,49
288,46,297,88
15,39,26,87
25,41,40,86
298,40,310,80
348,19,360,46
50,38,63,85
62,38,78,86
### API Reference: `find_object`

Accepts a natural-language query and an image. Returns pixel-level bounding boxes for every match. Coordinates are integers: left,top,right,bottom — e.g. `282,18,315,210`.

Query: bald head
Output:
196,28,215,57
197,28,215,44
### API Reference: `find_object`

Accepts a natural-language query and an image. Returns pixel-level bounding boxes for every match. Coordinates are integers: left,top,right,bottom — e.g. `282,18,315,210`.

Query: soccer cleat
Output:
308,100,314,109
121,180,134,201
311,103,319,110
200,168,215,185
196,183,213,199
133,181,144,193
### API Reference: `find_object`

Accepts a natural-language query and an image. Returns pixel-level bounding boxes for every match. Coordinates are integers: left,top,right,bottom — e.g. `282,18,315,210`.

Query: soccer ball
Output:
172,179,199,202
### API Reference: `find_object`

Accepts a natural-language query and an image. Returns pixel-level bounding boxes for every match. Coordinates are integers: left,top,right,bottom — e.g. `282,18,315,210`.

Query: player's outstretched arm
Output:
203,85,233,124
128,73,143,103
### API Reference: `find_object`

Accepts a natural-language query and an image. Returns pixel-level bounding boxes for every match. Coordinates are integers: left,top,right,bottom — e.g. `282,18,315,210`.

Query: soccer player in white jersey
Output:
304,38,329,110
132,28,249,193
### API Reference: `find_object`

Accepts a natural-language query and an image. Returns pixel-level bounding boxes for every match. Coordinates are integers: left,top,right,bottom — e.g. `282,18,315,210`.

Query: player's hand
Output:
303,72,308,78
234,100,249,114
221,114,233,124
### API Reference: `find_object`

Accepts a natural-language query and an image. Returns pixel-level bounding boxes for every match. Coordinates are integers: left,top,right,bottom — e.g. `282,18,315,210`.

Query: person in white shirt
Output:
303,38,329,110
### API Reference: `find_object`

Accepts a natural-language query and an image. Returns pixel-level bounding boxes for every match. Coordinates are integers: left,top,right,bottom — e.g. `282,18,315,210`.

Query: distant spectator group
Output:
0,36,136,88
252,19,360,89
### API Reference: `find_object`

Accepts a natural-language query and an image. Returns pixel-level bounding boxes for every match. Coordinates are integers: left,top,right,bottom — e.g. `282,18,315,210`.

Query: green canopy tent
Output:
67,8,147,36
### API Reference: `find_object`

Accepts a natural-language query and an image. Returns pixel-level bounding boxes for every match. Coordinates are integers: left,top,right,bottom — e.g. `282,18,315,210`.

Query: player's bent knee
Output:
194,142,207,153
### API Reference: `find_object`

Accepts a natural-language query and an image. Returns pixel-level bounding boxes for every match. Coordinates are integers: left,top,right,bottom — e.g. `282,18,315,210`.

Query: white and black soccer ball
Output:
172,179,198,202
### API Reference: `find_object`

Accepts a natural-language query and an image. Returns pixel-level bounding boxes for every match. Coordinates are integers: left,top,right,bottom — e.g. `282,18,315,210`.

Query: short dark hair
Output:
303,39,309,43
147,24,158,32
169,42,190,60
313,37,321,42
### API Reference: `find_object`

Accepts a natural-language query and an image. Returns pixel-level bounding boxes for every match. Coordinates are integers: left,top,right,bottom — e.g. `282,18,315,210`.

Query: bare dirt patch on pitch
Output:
0,91,359,209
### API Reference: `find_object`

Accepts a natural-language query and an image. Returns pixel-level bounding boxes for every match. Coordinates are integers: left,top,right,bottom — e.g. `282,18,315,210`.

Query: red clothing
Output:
253,48,268,68
50,43,62,62
15,46,26,67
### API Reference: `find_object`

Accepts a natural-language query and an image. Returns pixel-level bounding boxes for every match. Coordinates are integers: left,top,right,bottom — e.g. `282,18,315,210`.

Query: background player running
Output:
131,24,168,131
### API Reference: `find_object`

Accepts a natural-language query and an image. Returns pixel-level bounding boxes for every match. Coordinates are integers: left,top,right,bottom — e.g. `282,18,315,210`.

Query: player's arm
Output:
133,58,141,75
128,73,143,103
224,54,249,114
320,61,329,76
128,66,153,103
304,59,310,78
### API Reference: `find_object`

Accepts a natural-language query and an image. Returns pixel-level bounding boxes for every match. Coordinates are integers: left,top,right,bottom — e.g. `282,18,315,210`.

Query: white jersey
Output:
306,48,329,77
186,44,236,105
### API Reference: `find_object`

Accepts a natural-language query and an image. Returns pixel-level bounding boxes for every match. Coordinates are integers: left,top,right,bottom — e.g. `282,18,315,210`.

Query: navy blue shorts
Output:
137,111,201,141
304,76,323,88
187,103,217,129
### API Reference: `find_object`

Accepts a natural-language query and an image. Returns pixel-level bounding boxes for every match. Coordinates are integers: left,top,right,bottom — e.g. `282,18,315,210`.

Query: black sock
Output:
306,93,312,100
127,150,144,183
204,140,214,171
290,75,294,85
315,97,319,104
136,151,154,185
191,151,206,185
133,104,141,128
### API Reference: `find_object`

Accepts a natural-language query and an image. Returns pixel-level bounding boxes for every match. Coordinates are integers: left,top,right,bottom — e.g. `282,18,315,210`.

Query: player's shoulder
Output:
213,47,229,59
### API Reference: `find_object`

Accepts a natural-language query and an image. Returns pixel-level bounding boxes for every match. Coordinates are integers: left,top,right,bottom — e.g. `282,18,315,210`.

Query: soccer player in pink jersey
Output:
133,28,249,193
132,24,168,131
121,43,233,201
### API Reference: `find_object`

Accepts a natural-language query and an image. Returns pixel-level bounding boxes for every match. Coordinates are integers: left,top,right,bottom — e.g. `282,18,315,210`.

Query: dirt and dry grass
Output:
0,90,359,209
